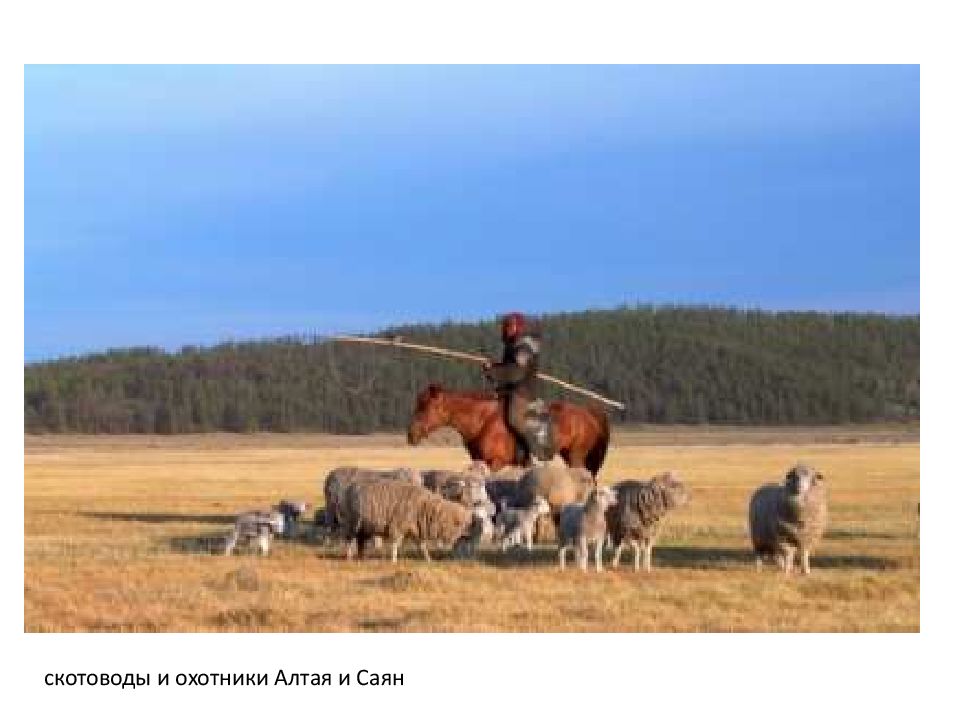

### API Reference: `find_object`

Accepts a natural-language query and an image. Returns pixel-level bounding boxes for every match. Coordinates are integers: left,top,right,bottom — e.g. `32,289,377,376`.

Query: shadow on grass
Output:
167,526,332,556
825,528,907,540
356,609,432,631
168,533,229,555
81,511,236,524
471,545,901,571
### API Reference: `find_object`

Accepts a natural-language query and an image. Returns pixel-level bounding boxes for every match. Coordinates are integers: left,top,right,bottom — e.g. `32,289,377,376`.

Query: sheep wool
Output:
749,463,828,574
607,471,691,572
341,480,474,563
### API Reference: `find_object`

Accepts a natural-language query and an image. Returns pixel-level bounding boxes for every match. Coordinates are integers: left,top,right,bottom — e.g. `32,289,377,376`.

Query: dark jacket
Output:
484,333,541,397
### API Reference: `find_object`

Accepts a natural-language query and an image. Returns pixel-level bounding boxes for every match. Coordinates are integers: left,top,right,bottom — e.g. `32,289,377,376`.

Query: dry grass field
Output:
24,426,919,632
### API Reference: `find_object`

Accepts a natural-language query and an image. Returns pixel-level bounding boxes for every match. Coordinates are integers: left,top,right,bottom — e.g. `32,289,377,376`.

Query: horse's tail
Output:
584,403,610,477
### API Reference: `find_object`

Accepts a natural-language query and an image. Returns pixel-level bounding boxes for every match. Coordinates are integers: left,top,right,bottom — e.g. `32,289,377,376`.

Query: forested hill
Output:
24,306,920,434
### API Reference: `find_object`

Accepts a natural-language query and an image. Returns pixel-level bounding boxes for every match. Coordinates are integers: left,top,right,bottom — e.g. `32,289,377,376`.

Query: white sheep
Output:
494,496,551,551
557,485,618,572
749,463,828,574
223,510,285,556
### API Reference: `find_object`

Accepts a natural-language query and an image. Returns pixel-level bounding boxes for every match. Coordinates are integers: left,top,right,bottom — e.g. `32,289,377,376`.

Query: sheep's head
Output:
277,499,309,519
593,485,618,511
652,471,691,510
785,463,823,499
533,496,551,516
266,511,286,535
461,478,490,507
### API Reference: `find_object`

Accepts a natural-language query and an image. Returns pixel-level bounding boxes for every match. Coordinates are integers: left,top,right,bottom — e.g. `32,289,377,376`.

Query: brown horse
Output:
407,384,610,476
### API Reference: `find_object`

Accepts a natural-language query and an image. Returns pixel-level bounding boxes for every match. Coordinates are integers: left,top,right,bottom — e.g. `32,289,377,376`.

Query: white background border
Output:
6,2,949,717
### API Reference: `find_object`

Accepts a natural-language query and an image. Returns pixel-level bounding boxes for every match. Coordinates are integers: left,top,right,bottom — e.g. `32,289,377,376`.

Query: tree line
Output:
24,305,920,434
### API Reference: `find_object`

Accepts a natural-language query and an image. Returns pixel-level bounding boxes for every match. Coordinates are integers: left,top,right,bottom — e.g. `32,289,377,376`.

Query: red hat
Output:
500,312,527,341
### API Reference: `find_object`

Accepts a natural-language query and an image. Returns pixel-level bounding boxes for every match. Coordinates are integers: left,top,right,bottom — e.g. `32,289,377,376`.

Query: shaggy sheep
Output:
275,499,309,538
322,466,423,531
749,463,828,574
557,485,618,572
340,480,476,563
494,496,552,551
514,464,595,514
606,472,691,572
223,510,285,556
422,467,492,508
514,464,596,543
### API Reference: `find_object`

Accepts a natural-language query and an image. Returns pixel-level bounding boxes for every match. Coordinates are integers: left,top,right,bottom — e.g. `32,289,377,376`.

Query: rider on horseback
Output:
482,312,555,464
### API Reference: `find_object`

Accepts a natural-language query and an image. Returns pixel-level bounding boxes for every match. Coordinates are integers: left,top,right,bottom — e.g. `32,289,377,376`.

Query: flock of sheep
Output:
223,460,828,574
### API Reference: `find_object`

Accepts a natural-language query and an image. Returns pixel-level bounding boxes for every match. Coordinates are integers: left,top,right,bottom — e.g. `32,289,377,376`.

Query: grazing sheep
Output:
340,481,475,563
606,472,691,572
494,496,552,551
557,485,618,572
749,463,828,574
275,499,309,538
322,466,423,532
223,510,285,556
422,468,492,508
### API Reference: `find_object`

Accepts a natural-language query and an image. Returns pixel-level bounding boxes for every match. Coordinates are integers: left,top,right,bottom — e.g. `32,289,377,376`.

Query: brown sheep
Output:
340,481,475,563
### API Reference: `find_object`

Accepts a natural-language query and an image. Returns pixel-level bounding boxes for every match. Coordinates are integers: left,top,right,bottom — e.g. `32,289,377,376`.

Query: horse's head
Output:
408,383,449,445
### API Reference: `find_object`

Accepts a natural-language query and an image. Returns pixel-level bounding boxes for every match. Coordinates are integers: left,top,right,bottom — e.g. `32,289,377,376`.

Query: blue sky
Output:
25,65,919,361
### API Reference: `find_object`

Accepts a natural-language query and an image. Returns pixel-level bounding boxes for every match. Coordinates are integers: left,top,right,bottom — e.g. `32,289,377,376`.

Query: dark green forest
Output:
24,306,920,434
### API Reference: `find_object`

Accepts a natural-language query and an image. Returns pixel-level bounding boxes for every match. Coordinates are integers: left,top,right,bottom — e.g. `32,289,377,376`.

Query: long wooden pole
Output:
329,334,626,410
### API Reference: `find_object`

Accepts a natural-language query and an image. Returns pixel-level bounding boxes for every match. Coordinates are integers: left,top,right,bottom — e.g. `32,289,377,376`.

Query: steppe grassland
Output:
24,428,919,632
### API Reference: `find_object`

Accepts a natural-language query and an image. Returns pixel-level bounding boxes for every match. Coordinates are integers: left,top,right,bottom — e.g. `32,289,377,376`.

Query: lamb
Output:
494,496,552,551
223,510,285,556
452,502,498,558
748,463,828,574
557,485,618,572
275,499,309,538
340,480,476,563
606,471,691,572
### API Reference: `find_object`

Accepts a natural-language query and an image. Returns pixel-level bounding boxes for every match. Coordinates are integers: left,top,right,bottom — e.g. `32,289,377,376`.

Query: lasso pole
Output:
329,334,626,410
